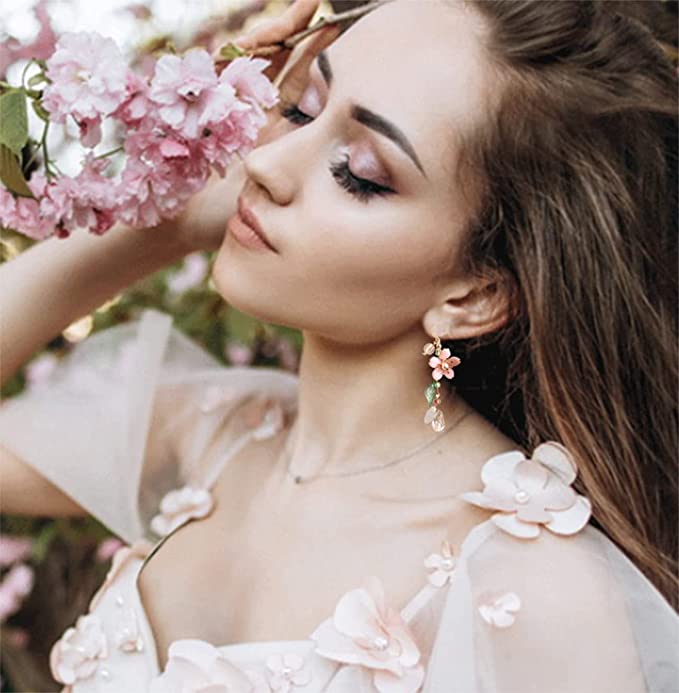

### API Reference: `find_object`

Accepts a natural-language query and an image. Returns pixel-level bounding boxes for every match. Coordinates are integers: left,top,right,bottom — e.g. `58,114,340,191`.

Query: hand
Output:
165,0,342,254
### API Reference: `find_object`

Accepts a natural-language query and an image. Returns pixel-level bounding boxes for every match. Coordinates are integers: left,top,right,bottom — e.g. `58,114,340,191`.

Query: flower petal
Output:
533,441,577,486
544,495,592,535
373,663,425,693
480,450,525,485
514,459,549,495
481,478,520,511
514,502,553,524
540,474,577,511
491,512,541,539
496,591,521,613
334,583,382,641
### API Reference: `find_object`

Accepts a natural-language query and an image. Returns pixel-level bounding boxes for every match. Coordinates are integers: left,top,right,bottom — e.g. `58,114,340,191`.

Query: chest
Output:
136,437,491,671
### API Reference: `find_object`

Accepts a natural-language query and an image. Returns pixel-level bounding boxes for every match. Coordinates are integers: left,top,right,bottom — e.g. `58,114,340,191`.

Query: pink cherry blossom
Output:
427,348,461,381
423,540,457,587
150,485,214,537
149,49,239,139
311,575,425,693
43,32,128,139
49,613,108,686
113,70,153,125
148,639,257,692
460,441,592,539
265,652,312,692
0,535,33,568
0,563,34,622
478,590,521,628
3,173,55,240
219,56,279,110
0,0,57,78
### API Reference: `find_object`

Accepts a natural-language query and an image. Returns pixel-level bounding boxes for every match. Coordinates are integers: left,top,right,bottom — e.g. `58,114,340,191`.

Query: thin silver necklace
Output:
281,405,473,485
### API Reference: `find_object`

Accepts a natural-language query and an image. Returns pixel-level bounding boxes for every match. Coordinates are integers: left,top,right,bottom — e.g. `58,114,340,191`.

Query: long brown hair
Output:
440,0,678,610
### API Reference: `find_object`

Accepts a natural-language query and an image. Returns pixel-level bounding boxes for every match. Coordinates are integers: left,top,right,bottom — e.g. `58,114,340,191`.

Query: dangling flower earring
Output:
422,337,462,432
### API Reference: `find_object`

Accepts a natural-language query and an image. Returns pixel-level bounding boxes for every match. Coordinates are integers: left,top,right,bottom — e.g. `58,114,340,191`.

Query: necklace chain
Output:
280,405,473,485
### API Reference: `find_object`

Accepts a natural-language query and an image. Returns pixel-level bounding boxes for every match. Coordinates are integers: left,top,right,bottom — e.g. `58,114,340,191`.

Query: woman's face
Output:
211,0,491,345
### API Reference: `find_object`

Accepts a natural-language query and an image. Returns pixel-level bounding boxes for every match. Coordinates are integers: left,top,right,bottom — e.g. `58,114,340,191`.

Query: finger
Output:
273,22,342,92
235,0,320,50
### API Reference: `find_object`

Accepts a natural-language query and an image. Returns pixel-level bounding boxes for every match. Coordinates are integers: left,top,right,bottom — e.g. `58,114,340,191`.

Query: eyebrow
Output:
316,50,427,179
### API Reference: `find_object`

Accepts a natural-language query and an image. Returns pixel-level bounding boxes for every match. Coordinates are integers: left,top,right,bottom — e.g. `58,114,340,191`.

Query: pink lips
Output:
234,196,277,252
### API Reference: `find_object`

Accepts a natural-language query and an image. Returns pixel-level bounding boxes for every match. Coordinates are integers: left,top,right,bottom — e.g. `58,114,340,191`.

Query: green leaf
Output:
31,100,50,122
0,144,33,198
27,72,48,88
219,42,246,60
0,89,29,156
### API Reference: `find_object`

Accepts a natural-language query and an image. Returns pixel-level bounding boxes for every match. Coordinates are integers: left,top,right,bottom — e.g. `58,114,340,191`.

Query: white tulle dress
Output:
0,307,676,693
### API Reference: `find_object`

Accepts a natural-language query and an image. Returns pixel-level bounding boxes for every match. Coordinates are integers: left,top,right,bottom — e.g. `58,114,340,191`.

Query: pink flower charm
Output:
49,613,108,686
460,441,592,539
427,349,461,381
148,639,255,692
150,485,214,537
311,575,425,693
423,540,457,587
265,652,312,692
89,539,153,611
478,591,521,628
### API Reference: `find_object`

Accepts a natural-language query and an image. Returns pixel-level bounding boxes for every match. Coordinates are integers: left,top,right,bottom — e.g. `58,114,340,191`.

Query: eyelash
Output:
278,100,396,203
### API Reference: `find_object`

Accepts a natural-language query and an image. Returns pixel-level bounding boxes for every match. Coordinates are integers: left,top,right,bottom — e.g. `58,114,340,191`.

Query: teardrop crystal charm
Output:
424,406,438,425
422,342,436,356
432,409,446,432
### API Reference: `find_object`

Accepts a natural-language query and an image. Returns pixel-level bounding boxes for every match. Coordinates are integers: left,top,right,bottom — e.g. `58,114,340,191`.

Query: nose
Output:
242,118,318,207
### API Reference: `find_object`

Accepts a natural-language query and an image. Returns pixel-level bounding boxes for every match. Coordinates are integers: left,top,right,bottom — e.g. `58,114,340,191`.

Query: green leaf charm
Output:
425,382,438,405
219,42,247,61
0,89,29,156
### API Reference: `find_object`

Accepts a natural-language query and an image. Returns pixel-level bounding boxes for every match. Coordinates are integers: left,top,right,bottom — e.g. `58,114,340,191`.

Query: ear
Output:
422,271,515,340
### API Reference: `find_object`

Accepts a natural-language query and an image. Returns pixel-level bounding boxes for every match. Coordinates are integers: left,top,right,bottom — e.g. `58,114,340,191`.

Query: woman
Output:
0,0,676,690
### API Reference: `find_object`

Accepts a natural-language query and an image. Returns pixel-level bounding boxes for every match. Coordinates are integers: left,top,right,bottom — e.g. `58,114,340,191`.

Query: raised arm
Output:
0,221,189,389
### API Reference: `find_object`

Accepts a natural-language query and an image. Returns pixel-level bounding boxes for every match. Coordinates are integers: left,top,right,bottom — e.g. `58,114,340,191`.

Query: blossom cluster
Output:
0,30,277,240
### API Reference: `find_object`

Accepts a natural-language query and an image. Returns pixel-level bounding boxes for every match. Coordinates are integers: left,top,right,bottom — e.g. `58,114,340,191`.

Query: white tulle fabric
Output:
0,307,676,693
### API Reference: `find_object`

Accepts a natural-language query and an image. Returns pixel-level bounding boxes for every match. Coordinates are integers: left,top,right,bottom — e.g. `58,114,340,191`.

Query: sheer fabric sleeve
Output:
0,308,299,545
424,519,679,693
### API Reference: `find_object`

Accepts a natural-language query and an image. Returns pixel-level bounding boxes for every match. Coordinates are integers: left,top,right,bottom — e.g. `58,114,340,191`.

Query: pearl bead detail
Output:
514,489,530,504
373,635,390,651
115,594,125,607
99,668,112,681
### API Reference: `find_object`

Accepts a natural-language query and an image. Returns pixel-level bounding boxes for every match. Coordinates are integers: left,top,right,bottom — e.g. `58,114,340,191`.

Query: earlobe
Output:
422,276,514,341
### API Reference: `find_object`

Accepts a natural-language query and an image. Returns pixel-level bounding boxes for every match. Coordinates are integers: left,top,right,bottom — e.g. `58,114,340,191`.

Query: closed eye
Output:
278,100,397,204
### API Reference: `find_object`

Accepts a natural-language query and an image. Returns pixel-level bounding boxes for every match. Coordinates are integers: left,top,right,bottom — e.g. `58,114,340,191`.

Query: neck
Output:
283,324,467,478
